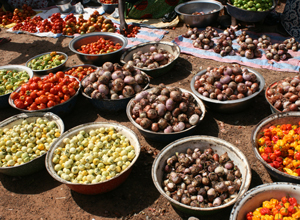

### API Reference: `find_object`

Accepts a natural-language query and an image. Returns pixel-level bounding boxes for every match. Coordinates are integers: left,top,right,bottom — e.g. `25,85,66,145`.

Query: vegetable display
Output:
257,122,300,177
194,64,260,101
266,75,300,112
130,84,202,133
10,72,80,110
116,24,141,38
64,65,97,81
231,0,273,11
82,62,149,100
51,126,135,184
27,52,66,71
0,118,60,167
0,69,31,95
163,148,242,208
0,4,36,26
76,38,122,55
246,196,300,219
125,45,176,70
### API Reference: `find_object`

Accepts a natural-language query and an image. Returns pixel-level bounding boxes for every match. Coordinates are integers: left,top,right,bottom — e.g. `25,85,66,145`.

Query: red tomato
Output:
294,152,300,160
14,100,25,109
47,100,55,108
10,92,19,100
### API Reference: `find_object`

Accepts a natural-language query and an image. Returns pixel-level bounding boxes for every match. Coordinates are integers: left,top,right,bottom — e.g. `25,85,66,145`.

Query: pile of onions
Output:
236,31,261,59
126,45,175,70
183,26,218,40
193,32,214,50
266,75,300,112
283,37,300,51
265,43,292,62
130,84,202,133
257,34,271,49
163,148,243,208
182,27,199,39
194,64,260,101
81,62,149,100
213,35,235,56
220,26,237,40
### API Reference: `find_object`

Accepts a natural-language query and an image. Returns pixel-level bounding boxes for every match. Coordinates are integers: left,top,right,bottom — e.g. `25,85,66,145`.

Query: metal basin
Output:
190,67,265,113
55,0,73,13
25,51,68,75
120,41,180,78
230,182,300,220
126,88,206,143
251,112,300,183
226,0,275,23
69,32,128,66
45,122,141,195
0,112,64,176
175,0,224,28
152,135,251,216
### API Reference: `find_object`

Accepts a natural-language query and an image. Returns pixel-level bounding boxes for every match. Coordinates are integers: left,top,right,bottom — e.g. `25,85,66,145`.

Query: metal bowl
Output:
81,71,150,112
69,32,128,66
99,2,118,14
0,65,33,108
226,0,275,23
126,88,206,143
0,112,64,176
120,41,181,78
45,122,141,195
25,51,68,75
55,0,73,13
190,67,265,113
8,75,81,117
175,0,224,28
230,182,300,220
251,112,300,183
152,135,251,216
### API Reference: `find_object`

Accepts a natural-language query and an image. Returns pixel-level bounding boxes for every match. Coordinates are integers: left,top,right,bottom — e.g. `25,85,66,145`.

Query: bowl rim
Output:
120,41,181,72
265,80,282,113
251,111,300,181
69,32,128,57
81,70,150,101
152,135,252,212
45,121,141,186
8,74,81,113
63,64,98,73
0,65,34,97
226,0,276,13
175,0,224,16
190,66,266,104
25,51,68,73
0,112,64,170
126,87,206,135
230,182,300,219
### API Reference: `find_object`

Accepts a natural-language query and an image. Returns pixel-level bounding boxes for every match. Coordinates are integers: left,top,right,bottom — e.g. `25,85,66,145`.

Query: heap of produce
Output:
246,196,300,219
130,84,202,133
51,126,135,184
230,0,273,11
194,64,260,101
0,4,36,26
82,62,149,100
266,75,300,112
283,37,300,51
265,43,292,61
162,148,242,207
236,31,261,58
182,26,219,39
220,26,237,40
64,65,97,81
256,34,271,49
116,24,141,38
214,35,235,56
0,117,60,167
258,122,300,176
125,45,176,70
10,72,80,110
76,38,122,55
0,69,31,95
193,26,217,50
27,51,66,71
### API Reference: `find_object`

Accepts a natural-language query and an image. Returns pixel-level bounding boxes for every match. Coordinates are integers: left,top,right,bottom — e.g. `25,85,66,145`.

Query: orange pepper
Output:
280,207,288,216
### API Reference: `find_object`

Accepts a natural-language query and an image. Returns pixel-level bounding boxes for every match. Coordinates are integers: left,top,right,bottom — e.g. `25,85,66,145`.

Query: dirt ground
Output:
0,2,296,220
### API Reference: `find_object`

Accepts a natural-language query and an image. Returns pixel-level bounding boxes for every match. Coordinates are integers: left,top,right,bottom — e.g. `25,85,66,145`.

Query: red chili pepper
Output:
260,207,271,215
294,152,300,160
288,205,296,214
265,147,272,154
288,197,298,206
246,212,253,220
274,150,282,157
272,135,279,143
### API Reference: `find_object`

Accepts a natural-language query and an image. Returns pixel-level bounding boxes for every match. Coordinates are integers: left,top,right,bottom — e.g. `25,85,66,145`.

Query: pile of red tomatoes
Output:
116,24,141,38
77,38,122,54
64,66,96,81
10,72,80,111
0,4,36,25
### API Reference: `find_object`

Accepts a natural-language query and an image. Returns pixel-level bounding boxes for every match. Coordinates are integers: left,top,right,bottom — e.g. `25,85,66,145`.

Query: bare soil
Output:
0,2,294,220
